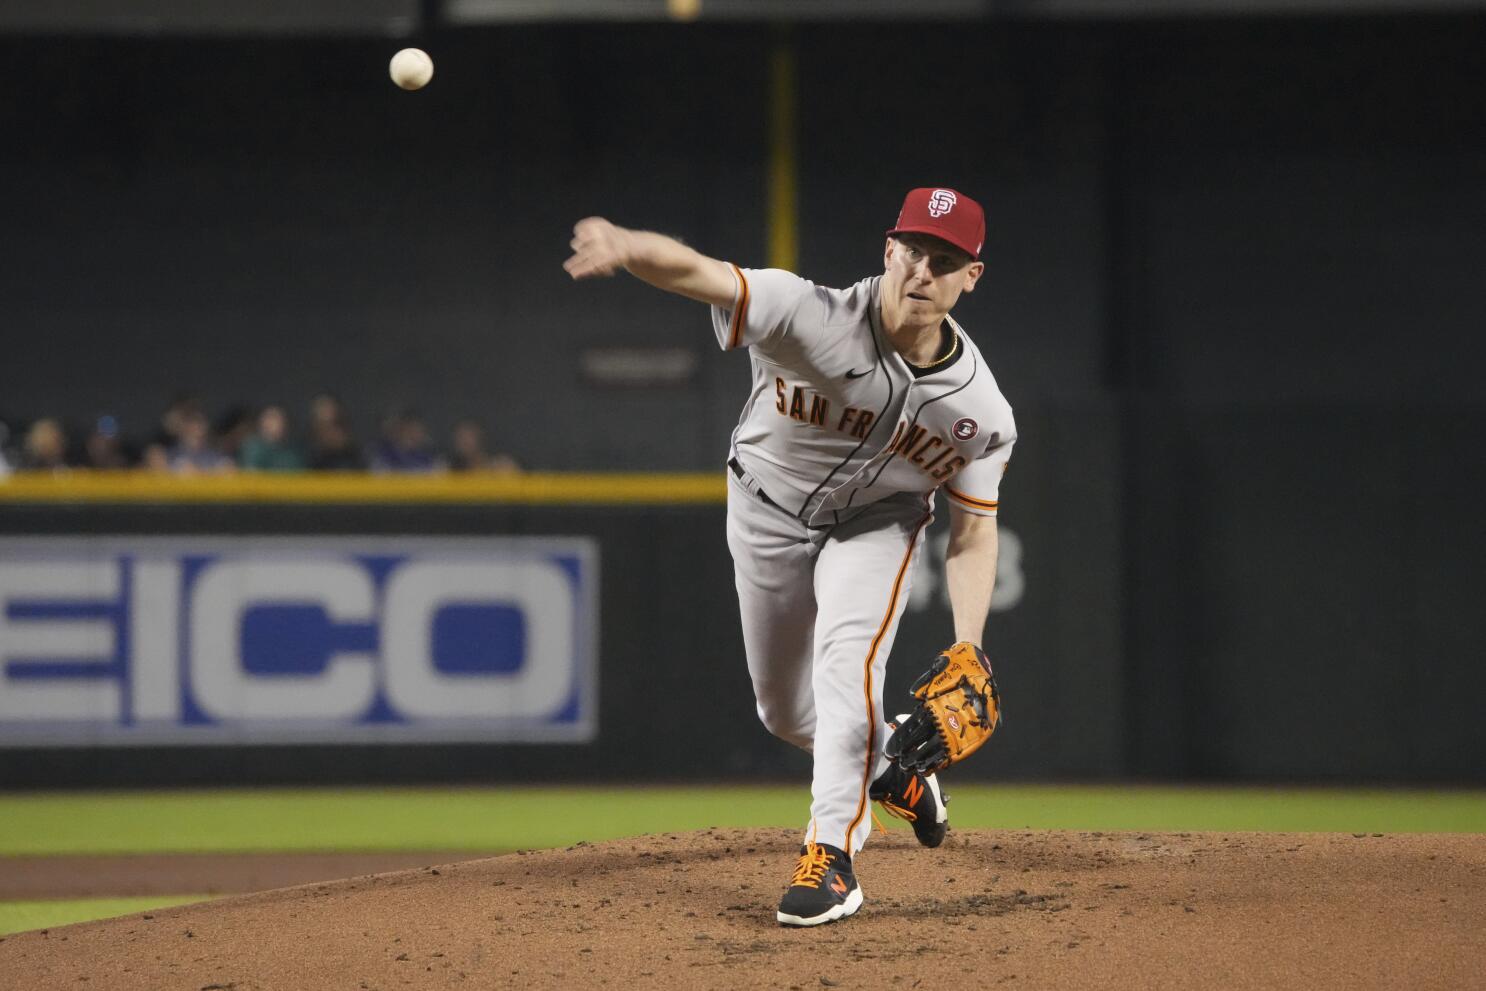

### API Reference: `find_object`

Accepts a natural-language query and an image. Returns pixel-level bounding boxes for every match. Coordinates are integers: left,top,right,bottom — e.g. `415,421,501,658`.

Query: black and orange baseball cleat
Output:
870,758,950,848
776,843,862,927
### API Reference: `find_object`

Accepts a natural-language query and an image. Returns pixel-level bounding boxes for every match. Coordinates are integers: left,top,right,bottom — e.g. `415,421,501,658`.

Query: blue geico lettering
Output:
0,538,598,745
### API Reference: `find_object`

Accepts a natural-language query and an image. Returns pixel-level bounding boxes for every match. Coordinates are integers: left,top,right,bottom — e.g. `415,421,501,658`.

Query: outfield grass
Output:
1,784,1483,857
0,896,211,936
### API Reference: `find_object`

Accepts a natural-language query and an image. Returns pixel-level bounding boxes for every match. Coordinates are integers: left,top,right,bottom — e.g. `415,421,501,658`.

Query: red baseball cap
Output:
886,187,985,260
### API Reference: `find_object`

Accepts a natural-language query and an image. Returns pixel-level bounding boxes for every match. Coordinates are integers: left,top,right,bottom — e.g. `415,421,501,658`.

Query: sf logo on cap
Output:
928,189,957,218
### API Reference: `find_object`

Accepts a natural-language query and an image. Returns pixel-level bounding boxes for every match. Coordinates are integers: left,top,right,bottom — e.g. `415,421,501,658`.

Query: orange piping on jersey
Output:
844,511,933,853
945,485,999,512
727,263,751,350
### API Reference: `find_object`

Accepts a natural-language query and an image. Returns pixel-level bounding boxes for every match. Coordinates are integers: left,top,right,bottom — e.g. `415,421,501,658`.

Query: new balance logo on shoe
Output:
777,843,863,927
871,764,949,848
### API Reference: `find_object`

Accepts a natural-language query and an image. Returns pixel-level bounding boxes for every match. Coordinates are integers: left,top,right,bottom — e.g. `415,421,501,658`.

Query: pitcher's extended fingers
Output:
565,253,616,279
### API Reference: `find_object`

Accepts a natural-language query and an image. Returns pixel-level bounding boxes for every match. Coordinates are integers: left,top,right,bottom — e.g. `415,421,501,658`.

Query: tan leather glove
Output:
885,641,1003,773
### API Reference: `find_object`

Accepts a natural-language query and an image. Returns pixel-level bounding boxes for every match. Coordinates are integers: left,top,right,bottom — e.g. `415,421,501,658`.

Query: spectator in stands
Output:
21,418,72,472
82,415,131,469
309,392,345,433
371,408,438,474
308,416,367,471
214,404,257,465
168,411,234,474
239,404,305,472
152,392,204,451
303,392,365,470
448,418,519,473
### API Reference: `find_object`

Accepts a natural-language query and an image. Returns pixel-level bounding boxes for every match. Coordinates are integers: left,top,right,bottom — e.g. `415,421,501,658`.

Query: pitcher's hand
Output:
564,217,635,279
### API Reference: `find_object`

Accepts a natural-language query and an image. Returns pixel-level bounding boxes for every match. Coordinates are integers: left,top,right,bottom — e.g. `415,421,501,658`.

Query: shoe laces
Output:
789,844,832,889
877,798,919,823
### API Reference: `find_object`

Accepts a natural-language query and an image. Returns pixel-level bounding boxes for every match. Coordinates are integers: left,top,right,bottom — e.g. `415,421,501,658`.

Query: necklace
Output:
908,327,959,370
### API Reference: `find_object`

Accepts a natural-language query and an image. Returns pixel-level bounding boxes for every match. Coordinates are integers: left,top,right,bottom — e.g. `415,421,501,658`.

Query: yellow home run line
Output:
0,472,727,506
767,31,799,274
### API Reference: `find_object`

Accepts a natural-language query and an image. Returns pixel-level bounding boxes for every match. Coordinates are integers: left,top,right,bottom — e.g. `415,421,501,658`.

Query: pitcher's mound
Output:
2,827,1482,990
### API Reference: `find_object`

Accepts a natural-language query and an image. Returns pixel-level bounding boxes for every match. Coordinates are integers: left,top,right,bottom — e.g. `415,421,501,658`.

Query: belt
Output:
728,457,785,513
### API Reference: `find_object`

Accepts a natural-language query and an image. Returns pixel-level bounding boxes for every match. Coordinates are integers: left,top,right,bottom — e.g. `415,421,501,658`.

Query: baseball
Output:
389,48,434,91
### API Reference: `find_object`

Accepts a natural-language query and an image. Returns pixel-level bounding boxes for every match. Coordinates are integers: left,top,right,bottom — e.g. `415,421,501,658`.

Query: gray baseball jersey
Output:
711,265,1016,858
712,267,1015,526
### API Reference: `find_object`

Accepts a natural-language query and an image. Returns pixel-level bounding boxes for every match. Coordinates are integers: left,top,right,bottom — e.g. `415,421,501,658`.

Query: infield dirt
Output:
2,827,1482,990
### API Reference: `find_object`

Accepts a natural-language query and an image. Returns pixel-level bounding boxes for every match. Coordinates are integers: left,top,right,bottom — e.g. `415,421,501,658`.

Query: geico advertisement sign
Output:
0,537,597,745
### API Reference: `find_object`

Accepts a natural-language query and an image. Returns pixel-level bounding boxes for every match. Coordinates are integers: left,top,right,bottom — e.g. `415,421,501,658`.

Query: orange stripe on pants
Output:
843,511,933,851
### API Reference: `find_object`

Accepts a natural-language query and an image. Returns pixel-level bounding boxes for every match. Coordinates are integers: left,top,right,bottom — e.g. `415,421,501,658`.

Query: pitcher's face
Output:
882,234,983,323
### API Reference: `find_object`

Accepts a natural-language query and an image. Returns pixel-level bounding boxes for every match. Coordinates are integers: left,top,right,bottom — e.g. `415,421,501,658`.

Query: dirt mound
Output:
2,827,1482,990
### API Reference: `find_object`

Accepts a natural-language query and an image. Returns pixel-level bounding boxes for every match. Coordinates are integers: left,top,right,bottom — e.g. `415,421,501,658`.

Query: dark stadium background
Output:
1,1,1483,787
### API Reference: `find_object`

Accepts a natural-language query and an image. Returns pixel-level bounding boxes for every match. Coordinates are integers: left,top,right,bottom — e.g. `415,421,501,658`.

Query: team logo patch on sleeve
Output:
928,189,957,218
952,417,978,441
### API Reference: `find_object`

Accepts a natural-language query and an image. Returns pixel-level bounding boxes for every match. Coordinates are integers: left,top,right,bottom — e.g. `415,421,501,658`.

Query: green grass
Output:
0,784,1483,856
947,785,1486,834
0,895,211,937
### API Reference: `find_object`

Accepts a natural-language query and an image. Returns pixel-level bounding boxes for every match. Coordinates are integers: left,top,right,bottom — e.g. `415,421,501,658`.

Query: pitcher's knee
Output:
756,700,814,750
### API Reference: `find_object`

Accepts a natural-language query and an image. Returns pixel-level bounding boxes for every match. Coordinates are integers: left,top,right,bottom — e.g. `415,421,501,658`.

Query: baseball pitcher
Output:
565,188,1012,926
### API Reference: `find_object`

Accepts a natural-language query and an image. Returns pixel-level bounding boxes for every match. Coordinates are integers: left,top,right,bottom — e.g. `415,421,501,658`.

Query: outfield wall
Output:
3,422,1482,787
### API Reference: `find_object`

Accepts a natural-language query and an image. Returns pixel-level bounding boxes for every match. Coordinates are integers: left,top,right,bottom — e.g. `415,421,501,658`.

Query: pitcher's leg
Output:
727,477,819,751
804,509,932,855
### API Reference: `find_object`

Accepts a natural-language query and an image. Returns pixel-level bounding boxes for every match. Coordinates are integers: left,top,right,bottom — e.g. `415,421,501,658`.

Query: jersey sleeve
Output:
943,429,1015,518
710,266,812,352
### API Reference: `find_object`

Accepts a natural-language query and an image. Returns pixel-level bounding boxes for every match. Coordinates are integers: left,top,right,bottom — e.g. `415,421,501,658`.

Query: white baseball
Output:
389,48,434,91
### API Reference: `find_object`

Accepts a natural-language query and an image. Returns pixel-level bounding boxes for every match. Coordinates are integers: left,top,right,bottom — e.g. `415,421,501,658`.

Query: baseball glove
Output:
885,641,1002,774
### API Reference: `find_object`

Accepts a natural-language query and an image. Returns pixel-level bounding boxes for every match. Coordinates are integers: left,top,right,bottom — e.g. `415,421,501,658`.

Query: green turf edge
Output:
1,784,1483,856
0,895,212,937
